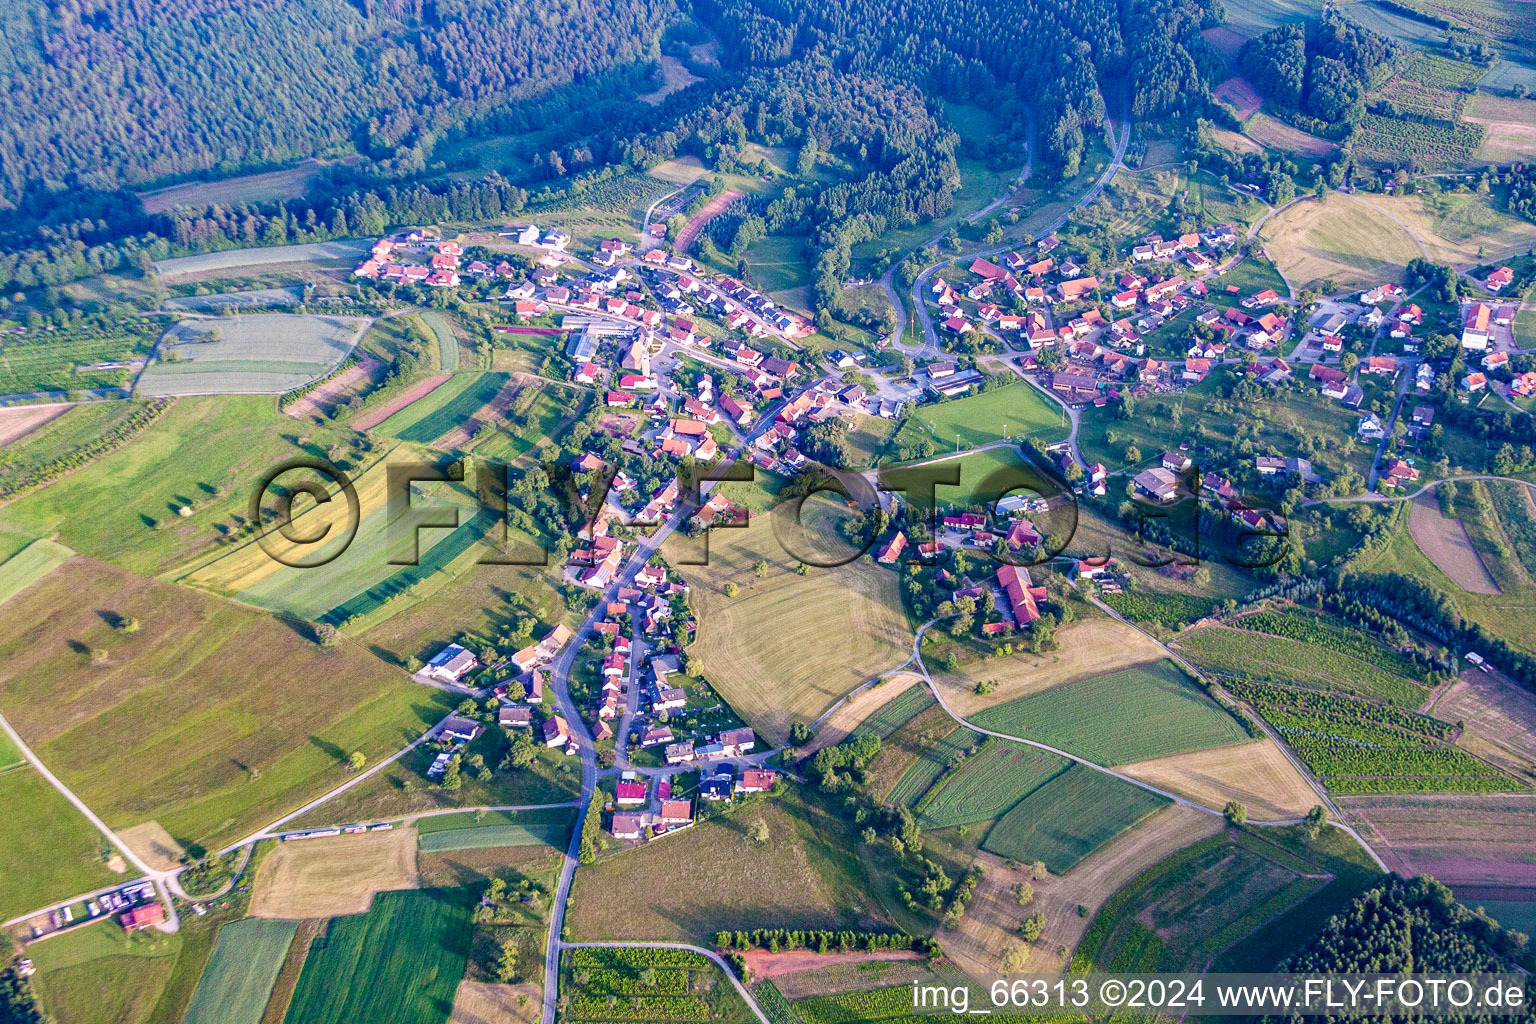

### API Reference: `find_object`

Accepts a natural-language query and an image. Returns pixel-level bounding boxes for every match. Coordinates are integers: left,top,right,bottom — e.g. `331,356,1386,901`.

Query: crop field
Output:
931,619,1166,717
183,918,298,1024
0,537,73,606
971,660,1250,766
252,828,420,919
798,674,926,760
1173,613,1429,706
1119,738,1319,820
907,383,1061,451
164,286,304,312
449,982,541,1024
375,371,510,444
850,681,935,740
887,726,984,807
1242,112,1337,157
470,381,586,464
417,820,572,852
1465,92,1536,163
284,887,475,1024
1352,112,1486,168
0,402,72,448
1263,194,1421,294
1434,668,1536,766
1226,679,1522,795
419,310,459,372
0,323,156,395
1408,491,1501,594
1339,793,1536,886
0,761,131,920
153,240,374,279
1366,189,1536,265
563,947,758,1024
914,741,1068,828
981,766,1169,872
138,315,364,396
566,794,882,944
0,557,454,850
668,502,913,744
0,399,152,502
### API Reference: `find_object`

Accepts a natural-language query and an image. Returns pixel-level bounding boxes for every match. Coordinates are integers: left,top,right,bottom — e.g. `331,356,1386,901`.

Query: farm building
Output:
423,643,479,684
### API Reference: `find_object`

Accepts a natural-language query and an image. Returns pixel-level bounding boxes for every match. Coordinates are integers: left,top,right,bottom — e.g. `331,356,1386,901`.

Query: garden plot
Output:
139,315,365,395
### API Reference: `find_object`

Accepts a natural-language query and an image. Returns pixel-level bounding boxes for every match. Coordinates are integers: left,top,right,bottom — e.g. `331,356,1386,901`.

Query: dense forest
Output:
0,0,673,201
1241,11,1400,138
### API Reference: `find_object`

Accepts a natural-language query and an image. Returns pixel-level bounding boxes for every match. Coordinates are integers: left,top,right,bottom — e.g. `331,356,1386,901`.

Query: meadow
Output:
284,888,476,1024
0,558,455,851
1262,194,1421,294
182,918,298,1024
470,382,586,464
376,371,511,444
30,922,184,1024
913,740,1068,828
881,445,1061,511
416,815,574,852
0,394,368,576
970,660,1251,766
0,537,73,606
886,726,984,807
668,497,913,744
152,240,374,279
0,763,131,920
1367,189,1536,266
138,315,364,396
0,399,154,504
252,828,420,919
981,765,1170,872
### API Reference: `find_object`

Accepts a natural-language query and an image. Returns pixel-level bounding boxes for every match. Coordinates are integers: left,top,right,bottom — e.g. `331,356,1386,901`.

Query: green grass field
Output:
981,765,1170,872
417,819,572,852
887,727,984,806
852,685,937,740
971,660,1250,765
0,557,455,851
0,325,155,395
910,383,1062,451
0,765,131,920
183,918,298,1024
31,923,185,1024
470,382,586,463
374,371,493,441
285,888,475,1024
1212,256,1288,300
0,537,73,606
914,740,1068,828
418,311,459,373
882,445,1059,510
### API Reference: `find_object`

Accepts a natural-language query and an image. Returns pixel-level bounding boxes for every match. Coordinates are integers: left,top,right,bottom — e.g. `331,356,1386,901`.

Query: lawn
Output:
138,315,364,396
0,395,371,576
183,918,298,1024
907,383,1063,451
914,740,1069,828
667,493,913,744
981,765,1170,872
567,794,889,945
1263,194,1421,294
0,765,132,921
970,659,1251,765
744,234,812,300
284,888,476,1024
0,557,455,851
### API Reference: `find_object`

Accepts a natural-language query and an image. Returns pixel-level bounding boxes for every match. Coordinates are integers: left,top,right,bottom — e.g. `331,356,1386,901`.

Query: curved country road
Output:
562,942,773,1024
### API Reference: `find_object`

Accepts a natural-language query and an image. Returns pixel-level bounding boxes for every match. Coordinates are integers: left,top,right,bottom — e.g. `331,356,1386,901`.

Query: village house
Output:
423,643,479,684
1133,467,1179,503
498,706,532,729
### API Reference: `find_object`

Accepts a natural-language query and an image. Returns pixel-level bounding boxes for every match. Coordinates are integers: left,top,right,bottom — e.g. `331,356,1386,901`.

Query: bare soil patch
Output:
931,618,1166,718
1339,793,1536,886
1408,493,1501,594
1119,739,1317,820
450,982,542,1024
1436,668,1536,768
283,351,382,421
675,190,744,252
350,373,452,432
1214,76,1263,119
250,828,419,918
800,673,923,758
945,805,1223,975
118,821,186,873
0,404,72,448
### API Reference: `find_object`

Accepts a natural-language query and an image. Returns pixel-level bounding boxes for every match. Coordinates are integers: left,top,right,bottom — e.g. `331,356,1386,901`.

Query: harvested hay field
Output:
0,403,72,448
1364,191,1536,266
450,981,542,1024
1243,113,1338,156
800,673,925,758
1263,194,1421,294
1118,739,1317,820
1465,93,1536,163
946,805,1222,976
931,619,1165,717
1214,76,1263,119
1214,128,1265,156
138,315,365,396
250,828,419,919
350,373,452,431
1338,793,1536,886
117,822,186,873
1434,668,1536,767
1408,492,1500,594
137,161,326,214
668,508,912,744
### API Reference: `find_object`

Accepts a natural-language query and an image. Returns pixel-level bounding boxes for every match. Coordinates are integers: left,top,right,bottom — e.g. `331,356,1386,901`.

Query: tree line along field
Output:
563,947,759,1024
0,399,160,505
1074,823,1383,975
1172,606,1432,707
0,322,157,396
1225,679,1523,795
283,888,475,1024
981,766,1170,872
0,557,458,852
969,659,1252,766
182,918,298,1024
